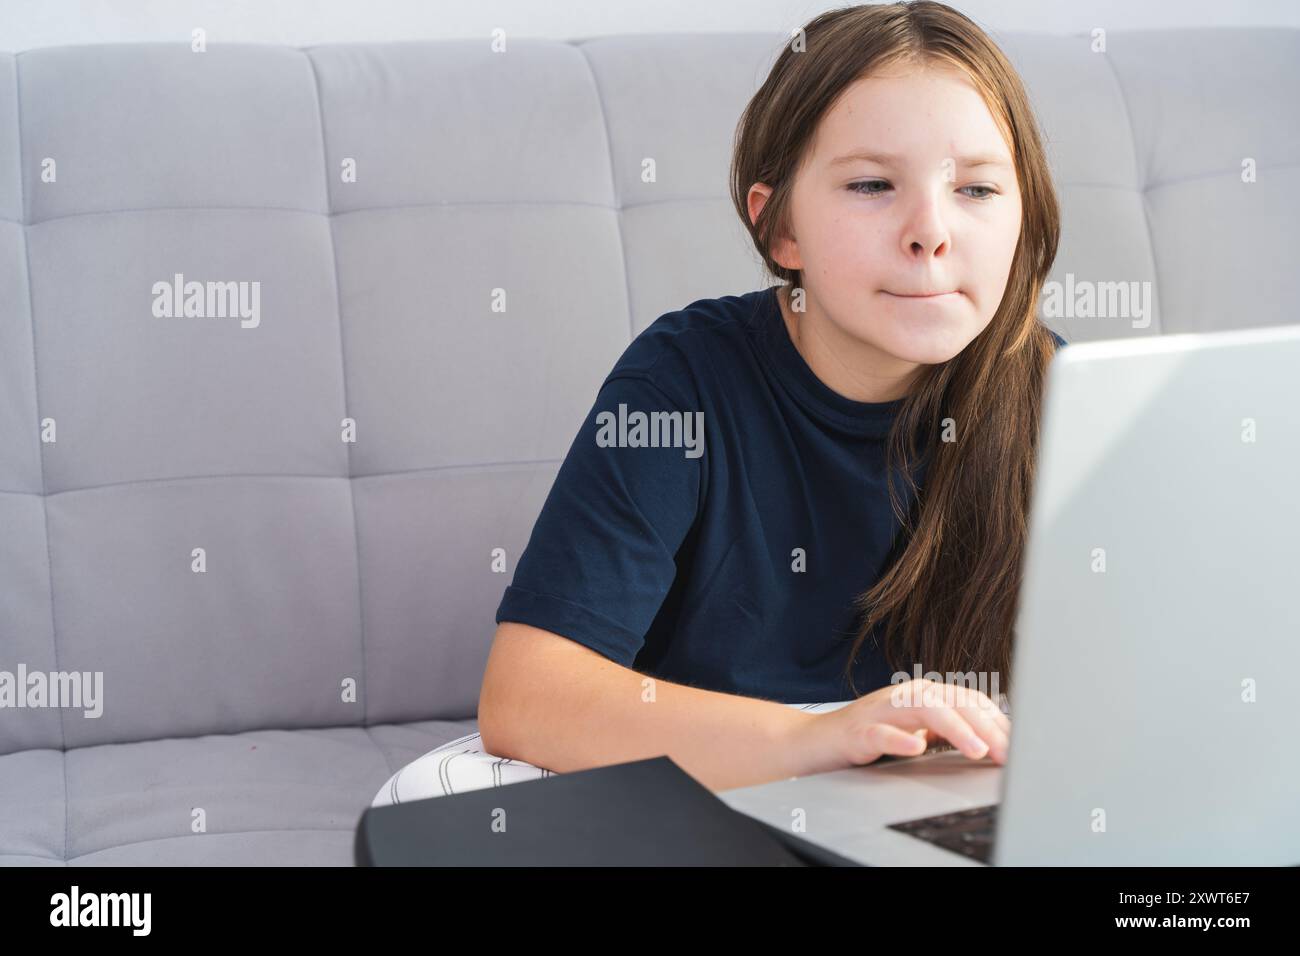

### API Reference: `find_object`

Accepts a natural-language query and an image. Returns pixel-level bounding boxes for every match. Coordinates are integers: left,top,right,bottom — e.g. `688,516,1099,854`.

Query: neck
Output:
778,285,922,404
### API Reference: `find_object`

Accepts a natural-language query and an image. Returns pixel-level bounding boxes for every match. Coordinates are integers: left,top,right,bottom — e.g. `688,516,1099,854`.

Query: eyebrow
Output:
828,149,1013,170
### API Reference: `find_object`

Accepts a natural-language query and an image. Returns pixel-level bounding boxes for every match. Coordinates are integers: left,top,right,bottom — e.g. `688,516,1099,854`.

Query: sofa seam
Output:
304,49,369,731
0,458,565,499
3,195,736,229
575,43,634,344
63,827,355,863
12,52,70,865
6,163,1291,229
1098,44,1164,336
362,726,396,775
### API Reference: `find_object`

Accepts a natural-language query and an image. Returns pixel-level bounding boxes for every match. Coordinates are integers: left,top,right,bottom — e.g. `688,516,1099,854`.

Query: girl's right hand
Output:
792,679,1011,775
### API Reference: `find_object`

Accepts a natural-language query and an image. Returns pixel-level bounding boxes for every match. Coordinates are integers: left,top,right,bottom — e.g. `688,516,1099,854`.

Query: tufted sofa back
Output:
2,30,1297,754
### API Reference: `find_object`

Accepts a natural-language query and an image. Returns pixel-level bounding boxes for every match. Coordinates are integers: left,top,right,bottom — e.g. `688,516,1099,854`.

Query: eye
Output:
847,180,998,201
847,179,891,197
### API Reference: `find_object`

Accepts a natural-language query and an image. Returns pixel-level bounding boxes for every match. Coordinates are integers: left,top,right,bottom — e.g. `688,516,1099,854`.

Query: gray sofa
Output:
1,29,1296,866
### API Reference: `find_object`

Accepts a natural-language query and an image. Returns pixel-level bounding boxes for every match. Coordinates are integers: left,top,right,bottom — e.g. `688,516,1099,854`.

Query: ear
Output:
746,182,801,272
746,182,773,229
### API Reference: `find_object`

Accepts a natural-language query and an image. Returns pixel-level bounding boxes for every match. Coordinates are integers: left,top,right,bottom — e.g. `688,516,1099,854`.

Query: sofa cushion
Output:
0,718,477,866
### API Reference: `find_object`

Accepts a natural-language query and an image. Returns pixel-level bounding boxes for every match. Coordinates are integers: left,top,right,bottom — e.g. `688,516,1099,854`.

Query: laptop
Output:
717,324,1300,866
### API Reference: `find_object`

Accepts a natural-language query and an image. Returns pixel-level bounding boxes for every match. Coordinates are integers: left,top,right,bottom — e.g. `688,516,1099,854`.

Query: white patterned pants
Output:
371,700,855,807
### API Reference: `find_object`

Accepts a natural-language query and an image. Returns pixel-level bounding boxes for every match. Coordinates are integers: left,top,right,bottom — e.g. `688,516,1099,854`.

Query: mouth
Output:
885,290,960,299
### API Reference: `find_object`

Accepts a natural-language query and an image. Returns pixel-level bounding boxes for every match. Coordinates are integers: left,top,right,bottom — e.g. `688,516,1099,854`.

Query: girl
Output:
373,0,1064,808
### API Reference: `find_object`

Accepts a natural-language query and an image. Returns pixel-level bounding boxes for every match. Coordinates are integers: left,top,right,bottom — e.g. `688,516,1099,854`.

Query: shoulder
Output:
602,288,766,403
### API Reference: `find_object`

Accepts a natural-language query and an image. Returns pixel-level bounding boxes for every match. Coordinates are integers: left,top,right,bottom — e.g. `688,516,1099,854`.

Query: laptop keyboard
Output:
886,803,1000,863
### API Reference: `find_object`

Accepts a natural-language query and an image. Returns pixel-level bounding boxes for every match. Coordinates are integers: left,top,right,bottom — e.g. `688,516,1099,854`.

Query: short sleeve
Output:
495,372,705,667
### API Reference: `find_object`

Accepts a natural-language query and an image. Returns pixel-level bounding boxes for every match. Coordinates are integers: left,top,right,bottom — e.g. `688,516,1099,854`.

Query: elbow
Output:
476,680,515,757
476,621,583,761
477,657,538,760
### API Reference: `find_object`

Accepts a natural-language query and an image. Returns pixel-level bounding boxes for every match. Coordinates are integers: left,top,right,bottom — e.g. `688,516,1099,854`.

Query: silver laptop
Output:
718,324,1300,866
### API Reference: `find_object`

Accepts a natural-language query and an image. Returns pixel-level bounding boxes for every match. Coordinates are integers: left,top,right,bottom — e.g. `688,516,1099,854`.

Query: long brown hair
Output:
728,1,1061,698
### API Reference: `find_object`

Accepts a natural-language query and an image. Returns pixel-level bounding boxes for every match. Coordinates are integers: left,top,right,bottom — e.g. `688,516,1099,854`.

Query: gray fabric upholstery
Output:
1,30,1296,865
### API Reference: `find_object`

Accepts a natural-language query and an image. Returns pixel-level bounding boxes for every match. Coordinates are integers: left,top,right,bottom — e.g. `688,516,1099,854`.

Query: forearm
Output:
479,630,822,792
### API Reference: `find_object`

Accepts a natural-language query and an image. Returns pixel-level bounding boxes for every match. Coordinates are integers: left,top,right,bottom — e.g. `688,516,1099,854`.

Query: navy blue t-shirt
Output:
496,285,1066,703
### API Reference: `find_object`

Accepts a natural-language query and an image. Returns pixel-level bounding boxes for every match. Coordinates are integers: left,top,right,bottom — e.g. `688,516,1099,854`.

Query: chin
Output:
883,335,970,366
885,317,983,363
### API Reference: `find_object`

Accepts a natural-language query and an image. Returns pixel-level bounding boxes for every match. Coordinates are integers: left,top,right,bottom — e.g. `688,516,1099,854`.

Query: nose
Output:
900,188,951,260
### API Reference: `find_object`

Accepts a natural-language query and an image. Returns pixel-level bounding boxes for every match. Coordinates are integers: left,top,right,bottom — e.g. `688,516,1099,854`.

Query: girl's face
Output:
753,62,1023,375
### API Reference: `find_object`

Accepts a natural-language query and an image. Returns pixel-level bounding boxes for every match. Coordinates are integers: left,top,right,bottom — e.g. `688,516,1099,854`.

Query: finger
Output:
982,695,1011,736
939,685,1010,755
943,682,1012,737
861,723,928,761
956,700,1010,763
914,687,990,760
